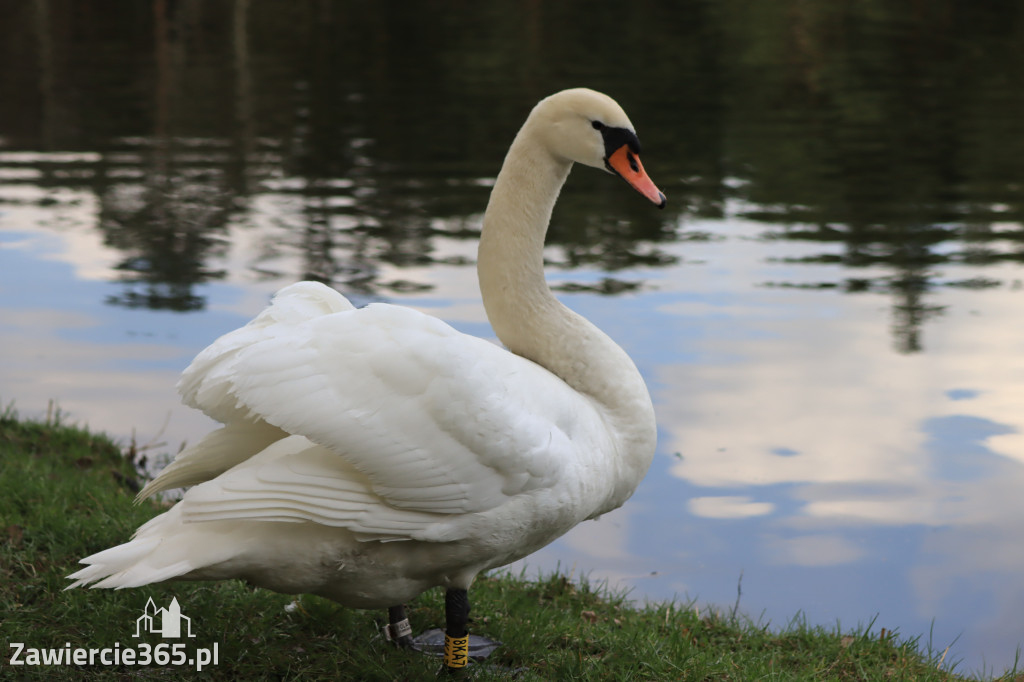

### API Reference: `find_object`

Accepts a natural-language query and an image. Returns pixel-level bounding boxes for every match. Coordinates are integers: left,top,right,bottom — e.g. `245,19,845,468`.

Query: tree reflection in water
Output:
2,0,1020,347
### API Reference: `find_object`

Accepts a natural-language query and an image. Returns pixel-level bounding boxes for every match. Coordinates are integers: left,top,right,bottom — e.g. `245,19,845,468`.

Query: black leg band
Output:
443,588,470,669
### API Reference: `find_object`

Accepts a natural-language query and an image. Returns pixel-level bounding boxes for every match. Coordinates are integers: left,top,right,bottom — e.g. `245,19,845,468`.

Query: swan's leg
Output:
406,588,500,667
383,604,414,648
443,588,471,671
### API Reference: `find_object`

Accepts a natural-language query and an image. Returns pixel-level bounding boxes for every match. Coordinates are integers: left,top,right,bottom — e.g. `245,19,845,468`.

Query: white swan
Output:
68,88,665,670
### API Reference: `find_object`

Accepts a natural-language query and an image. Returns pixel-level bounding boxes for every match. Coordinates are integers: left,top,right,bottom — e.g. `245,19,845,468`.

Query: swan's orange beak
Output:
606,145,667,209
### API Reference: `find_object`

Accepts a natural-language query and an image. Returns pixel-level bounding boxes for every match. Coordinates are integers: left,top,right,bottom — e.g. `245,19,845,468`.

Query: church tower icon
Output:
133,597,195,638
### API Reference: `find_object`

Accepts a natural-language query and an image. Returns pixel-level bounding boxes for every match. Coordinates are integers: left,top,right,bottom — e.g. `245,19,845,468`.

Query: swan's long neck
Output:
478,121,656,484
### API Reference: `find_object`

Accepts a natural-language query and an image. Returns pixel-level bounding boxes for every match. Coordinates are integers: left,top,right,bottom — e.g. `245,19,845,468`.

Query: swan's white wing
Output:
136,420,288,500
179,436,459,541
68,434,478,591
178,284,601,521
177,282,355,424
137,283,353,500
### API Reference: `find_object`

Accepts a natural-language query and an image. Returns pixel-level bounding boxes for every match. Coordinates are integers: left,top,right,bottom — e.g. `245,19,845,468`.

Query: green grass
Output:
1,408,1019,680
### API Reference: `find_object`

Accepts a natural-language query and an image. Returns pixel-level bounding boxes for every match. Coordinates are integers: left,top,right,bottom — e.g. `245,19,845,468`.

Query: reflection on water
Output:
2,0,1023,674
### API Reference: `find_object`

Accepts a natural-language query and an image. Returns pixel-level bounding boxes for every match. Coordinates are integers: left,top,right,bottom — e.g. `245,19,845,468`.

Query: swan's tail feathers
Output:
65,537,193,590
66,506,213,591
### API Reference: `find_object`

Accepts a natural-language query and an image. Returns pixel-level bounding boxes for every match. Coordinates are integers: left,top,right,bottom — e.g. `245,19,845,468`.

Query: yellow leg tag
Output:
444,634,470,668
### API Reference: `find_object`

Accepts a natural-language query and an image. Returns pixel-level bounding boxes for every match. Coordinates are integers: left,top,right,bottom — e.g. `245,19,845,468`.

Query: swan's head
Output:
530,88,666,208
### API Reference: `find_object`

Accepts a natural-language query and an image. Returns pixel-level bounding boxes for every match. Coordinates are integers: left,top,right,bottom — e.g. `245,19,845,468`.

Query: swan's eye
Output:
591,120,605,131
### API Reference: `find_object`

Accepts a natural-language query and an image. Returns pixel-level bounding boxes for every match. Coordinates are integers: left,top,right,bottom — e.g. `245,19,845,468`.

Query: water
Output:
2,0,1023,674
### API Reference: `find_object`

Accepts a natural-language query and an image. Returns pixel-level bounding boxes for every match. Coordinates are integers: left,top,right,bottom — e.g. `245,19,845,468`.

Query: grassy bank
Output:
0,410,1015,680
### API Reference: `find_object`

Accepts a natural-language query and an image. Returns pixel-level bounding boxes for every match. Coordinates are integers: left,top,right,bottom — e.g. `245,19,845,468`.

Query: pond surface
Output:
2,0,1023,674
